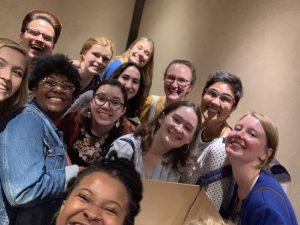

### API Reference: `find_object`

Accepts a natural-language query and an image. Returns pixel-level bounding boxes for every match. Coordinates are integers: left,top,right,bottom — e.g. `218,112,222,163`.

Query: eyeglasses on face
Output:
40,77,75,93
205,89,235,104
93,94,124,111
25,28,54,43
165,74,191,86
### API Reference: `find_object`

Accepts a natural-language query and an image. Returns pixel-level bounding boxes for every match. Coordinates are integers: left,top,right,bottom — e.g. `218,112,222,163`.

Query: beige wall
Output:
139,0,300,218
0,0,299,219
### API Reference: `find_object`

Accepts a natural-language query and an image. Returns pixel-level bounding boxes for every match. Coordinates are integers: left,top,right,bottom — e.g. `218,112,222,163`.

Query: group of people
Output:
0,8,298,225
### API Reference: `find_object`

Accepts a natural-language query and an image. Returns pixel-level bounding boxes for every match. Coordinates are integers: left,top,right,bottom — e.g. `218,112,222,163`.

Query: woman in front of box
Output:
108,100,201,182
61,79,137,167
0,38,28,123
56,155,143,225
224,112,297,225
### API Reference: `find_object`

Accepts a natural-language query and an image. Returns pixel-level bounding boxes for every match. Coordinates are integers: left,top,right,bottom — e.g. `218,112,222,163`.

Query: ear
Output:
121,106,127,116
158,113,165,125
185,84,193,96
31,87,37,97
260,147,273,162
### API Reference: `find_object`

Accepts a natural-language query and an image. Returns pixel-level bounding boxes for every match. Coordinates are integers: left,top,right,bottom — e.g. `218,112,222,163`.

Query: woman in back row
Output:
102,37,154,98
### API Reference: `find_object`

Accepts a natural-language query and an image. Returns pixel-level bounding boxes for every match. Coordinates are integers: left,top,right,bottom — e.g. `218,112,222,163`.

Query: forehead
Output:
239,115,265,133
168,106,198,124
0,47,27,68
76,172,129,205
95,84,124,97
88,44,112,57
27,19,55,35
41,73,72,82
207,82,234,96
121,66,141,77
133,40,153,50
166,63,192,78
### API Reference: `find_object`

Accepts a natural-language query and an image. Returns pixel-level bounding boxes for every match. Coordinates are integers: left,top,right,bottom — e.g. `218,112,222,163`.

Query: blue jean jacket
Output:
0,100,67,225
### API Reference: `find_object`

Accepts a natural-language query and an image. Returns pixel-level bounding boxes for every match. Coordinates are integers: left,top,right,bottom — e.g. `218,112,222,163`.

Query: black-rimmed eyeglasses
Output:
93,94,124,111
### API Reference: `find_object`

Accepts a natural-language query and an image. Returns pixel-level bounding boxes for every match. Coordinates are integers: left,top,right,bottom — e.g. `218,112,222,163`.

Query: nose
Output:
83,206,102,223
96,57,103,64
174,123,184,134
0,67,12,81
211,96,221,105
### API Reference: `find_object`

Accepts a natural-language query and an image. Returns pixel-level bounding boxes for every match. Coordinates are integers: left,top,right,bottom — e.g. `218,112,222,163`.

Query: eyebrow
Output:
0,57,25,71
78,188,124,208
173,114,195,128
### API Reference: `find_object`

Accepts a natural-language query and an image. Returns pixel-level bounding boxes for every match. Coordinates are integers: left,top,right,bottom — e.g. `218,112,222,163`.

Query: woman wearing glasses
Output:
0,54,81,225
109,100,201,182
139,59,196,124
180,71,244,211
61,79,135,167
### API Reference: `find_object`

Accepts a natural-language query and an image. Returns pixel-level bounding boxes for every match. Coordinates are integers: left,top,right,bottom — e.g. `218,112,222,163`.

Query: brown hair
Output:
134,100,201,170
0,37,28,122
21,9,62,44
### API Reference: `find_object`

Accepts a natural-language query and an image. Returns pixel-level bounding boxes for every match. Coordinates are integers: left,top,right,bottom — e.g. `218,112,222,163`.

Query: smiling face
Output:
117,66,141,99
56,172,129,225
201,82,236,124
32,74,74,120
81,44,112,76
157,106,198,150
225,115,272,167
90,84,126,128
0,47,27,102
20,19,55,59
164,63,192,103
128,40,153,67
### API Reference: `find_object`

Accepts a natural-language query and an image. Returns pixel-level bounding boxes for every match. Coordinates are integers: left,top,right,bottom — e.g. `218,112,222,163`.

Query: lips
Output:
0,82,9,92
228,139,245,149
30,43,44,52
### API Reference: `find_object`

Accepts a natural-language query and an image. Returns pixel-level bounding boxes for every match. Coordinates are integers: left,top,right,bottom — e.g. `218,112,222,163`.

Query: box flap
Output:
136,179,221,225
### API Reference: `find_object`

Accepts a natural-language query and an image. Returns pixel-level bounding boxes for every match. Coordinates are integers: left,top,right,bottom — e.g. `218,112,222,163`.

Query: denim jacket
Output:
0,100,77,225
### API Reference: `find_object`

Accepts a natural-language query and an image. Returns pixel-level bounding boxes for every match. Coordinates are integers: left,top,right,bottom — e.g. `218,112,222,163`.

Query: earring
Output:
115,119,120,128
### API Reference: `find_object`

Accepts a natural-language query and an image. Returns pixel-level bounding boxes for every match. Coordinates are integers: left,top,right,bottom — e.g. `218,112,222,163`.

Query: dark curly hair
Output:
29,54,81,97
202,71,244,107
65,153,143,225
110,62,145,117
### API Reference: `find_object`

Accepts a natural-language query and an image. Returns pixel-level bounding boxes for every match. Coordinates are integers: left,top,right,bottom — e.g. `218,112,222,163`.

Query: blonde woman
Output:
0,37,28,123
74,36,113,94
102,37,154,97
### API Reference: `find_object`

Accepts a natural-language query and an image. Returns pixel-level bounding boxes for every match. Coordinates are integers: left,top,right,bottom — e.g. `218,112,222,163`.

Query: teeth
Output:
0,83,8,91
49,97,63,102
231,140,244,148
207,107,219,114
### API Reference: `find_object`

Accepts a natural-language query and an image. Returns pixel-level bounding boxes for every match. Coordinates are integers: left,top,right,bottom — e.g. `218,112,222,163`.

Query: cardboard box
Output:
136,180,222,225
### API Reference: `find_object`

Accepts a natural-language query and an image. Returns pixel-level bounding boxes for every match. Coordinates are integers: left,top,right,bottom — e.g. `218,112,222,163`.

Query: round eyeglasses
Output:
40,77,75,93
93,94,124,111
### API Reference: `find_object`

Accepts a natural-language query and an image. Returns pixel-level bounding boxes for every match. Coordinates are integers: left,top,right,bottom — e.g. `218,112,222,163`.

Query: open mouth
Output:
30,43,44,52
0,82,9,92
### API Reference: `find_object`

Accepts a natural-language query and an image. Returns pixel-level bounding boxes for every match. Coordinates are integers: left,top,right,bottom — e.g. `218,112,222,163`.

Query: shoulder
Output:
242,172,297,224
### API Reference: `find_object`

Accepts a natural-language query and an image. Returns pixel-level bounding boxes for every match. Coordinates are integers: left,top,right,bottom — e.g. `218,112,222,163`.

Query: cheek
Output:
11,78,23,93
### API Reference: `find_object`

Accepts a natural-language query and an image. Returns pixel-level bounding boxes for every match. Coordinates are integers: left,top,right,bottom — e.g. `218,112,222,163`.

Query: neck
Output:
232,164,260,200
202,120,230,141
79,62,94,90
149,132,171,157
91,119,115,137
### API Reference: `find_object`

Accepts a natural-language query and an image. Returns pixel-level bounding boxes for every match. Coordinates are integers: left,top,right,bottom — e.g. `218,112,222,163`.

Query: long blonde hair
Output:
115,37,154,97
0,38,28,122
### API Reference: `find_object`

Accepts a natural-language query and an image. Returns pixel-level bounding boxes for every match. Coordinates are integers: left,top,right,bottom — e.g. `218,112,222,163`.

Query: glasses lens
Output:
110,99,123,110
206,89,219,98
26,29,53,42
61,83,75,92
165,75,175,83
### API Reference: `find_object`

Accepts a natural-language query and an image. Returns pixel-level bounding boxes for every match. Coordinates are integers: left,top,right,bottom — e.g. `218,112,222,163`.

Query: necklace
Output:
73,128,108,163
202,123,229,142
